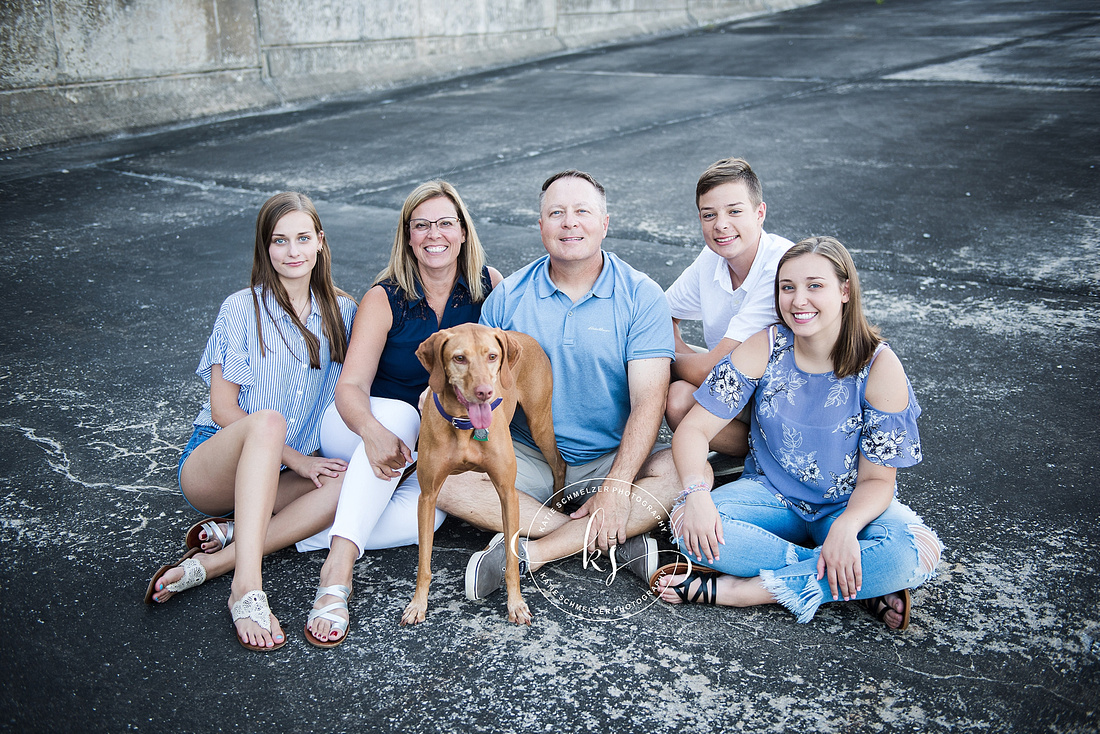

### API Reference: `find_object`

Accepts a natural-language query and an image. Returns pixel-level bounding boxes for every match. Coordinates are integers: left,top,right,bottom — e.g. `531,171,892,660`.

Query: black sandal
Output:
857,588,911,630
649,562,721,605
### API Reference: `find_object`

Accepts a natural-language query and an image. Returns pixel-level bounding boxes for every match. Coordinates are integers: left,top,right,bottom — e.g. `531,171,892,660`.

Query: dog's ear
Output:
416,331,449,395
495,329,522,390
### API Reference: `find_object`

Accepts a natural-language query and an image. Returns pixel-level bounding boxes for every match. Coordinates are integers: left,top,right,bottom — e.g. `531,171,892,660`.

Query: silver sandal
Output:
304,584,352,649
185,517,234,552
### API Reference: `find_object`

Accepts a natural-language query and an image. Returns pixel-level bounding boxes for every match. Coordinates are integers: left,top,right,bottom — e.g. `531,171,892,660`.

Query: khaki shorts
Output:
513,439,669,512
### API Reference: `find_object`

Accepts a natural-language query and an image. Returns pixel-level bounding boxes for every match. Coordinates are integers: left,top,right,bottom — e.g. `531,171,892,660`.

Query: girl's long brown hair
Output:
251,192,349,368
774,236,881,378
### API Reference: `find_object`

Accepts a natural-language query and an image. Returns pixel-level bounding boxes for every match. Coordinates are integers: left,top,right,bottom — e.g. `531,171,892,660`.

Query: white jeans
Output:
294,398,445,556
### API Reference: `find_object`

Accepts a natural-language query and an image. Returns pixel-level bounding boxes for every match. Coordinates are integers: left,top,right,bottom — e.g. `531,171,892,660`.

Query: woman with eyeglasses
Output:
304,181,502,647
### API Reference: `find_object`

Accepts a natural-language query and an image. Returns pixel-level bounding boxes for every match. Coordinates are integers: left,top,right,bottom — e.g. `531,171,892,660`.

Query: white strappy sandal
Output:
144,547,207,604
304,584,352,649
231,589,285,651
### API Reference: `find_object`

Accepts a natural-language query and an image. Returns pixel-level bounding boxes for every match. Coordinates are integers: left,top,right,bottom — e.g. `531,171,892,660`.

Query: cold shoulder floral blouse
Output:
694,324,923,521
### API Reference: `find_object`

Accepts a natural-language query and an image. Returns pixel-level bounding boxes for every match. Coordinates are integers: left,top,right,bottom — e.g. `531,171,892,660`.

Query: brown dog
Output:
401,323,566,626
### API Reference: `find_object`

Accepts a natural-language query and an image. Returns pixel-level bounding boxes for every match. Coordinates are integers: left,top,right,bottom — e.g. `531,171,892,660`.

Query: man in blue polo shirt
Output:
433,169,685,601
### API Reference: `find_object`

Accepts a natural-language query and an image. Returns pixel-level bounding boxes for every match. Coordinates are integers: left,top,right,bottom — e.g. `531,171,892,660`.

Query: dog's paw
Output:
507,599,533,626
400,601,427,626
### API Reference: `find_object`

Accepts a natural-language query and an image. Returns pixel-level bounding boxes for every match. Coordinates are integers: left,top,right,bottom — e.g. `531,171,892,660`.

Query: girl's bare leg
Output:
174,410,288,648
151,469,342,601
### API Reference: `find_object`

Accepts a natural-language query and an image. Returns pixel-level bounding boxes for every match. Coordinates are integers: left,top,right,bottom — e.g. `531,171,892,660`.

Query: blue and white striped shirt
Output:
192,287,357,457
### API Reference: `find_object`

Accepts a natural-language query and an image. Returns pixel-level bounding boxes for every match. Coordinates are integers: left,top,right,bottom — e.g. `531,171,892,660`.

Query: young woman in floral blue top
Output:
654,236,942,629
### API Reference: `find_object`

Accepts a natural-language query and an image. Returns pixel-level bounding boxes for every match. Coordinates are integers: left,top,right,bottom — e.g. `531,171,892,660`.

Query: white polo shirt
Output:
665,230,795,348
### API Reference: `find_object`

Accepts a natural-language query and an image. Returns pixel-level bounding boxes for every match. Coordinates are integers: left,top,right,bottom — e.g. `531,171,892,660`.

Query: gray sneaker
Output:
614,533,657,582
465,533,528,601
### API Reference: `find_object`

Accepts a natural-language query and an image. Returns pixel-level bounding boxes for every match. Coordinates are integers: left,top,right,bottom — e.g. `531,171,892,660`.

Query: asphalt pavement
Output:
1,0,1098,731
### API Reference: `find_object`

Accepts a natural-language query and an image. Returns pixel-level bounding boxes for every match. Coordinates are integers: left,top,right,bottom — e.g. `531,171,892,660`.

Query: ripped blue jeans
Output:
673,477,943,623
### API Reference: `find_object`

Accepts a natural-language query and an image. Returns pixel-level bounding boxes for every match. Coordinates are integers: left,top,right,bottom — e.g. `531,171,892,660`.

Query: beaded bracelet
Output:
676,481,711,503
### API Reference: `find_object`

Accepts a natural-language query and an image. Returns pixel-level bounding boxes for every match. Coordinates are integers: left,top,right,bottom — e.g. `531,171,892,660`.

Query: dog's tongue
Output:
467,401,493,430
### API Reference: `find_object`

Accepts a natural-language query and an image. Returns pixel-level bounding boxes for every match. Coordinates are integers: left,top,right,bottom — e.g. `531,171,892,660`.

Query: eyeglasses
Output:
409,217,460,233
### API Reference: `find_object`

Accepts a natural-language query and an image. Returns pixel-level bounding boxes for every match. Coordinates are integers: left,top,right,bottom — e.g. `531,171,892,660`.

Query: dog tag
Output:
473,428,489,442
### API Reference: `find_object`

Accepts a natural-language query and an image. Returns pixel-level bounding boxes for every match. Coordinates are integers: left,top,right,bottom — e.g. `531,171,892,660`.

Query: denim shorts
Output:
177,424,219,512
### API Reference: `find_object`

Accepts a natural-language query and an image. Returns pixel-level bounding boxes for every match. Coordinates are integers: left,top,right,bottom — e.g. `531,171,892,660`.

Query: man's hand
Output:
571,480,632,552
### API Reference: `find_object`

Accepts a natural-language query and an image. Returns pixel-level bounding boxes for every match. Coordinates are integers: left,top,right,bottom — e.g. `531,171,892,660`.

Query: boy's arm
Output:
670,336,741,385
672,318,695,354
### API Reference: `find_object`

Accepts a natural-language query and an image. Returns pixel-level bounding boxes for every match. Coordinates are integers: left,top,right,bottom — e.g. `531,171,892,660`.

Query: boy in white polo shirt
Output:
665,158,794,455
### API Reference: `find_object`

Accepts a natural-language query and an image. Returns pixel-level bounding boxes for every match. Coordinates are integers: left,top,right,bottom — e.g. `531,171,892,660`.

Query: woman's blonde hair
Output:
250,192,349,367
774,236,881,378
375,181,488,302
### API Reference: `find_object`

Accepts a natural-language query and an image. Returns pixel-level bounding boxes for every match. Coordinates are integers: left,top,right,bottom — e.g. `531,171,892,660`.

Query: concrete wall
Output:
0,0,815,152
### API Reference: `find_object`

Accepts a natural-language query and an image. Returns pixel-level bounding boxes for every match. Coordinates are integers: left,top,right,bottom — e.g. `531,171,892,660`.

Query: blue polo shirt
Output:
480,251,673,464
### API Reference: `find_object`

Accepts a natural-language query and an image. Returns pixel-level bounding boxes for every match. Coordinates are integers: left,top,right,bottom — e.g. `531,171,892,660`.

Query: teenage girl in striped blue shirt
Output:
146,192,356,652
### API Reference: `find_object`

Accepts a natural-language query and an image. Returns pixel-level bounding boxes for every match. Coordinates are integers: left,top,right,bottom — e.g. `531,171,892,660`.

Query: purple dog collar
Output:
432,392,502,431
